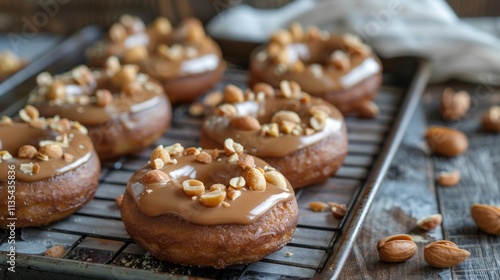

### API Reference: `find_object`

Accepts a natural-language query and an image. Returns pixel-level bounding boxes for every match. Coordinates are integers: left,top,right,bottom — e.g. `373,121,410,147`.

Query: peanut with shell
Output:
377,234,417,263
424,240,470,268
470,203,500,235
425,126,468,157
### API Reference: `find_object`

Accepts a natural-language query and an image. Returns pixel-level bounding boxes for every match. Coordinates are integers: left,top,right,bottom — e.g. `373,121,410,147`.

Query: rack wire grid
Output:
0,26,430,280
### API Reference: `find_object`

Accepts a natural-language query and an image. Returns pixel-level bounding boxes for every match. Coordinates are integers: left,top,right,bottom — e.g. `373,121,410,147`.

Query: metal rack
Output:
0,27,430,279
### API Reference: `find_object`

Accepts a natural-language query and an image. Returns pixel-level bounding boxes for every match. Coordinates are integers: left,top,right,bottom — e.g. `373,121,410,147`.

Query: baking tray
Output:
0,27,431,279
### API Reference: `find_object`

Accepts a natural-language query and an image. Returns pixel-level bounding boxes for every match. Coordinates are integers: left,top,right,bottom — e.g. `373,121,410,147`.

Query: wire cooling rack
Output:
0,26,430,279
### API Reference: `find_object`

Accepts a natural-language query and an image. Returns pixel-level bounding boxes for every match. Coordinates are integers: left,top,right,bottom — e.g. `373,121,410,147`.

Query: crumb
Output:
44,245,65,258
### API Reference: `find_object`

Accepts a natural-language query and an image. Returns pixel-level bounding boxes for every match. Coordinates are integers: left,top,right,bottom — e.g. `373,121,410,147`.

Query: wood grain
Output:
340,82,500,279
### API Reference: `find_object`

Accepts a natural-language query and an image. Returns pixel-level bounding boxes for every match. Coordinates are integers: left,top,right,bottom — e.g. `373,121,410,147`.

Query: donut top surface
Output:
203,82,345,157
251,23,382,94
28,60,165,126
127,140,295,225
86,15,223,79
0,106,93,182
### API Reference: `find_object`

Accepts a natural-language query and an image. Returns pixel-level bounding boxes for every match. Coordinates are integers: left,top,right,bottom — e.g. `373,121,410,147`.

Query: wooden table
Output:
339,18,500,280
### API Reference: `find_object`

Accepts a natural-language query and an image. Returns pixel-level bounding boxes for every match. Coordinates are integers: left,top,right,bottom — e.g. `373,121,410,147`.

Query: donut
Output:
121,140,298,268
0,106,100,228
86,15,226,103
27,59,171,160
200,82,348,189
249,23,383,116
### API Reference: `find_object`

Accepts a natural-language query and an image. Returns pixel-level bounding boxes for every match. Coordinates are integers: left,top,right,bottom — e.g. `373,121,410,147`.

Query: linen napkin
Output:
207,0,500,85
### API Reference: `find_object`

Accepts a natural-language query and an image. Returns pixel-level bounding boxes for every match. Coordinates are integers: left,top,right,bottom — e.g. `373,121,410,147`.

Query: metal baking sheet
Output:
0,26,431,279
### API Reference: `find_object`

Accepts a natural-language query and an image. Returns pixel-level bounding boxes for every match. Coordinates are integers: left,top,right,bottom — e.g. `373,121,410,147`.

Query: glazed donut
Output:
121,140,298,268
28,58,171,160
0,106,100,228
249,23,383,116
86,15,225,103
200,82,348,189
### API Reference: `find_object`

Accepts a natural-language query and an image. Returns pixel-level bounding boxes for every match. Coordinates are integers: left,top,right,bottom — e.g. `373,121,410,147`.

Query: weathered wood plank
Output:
341,80,500,279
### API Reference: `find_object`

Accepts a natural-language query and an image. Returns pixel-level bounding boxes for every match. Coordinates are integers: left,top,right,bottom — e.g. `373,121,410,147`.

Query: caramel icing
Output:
251,38,382,95
0,122,93,182
29,70,164,126
203,95,345,158
86,17,224,79
143,42,222,79
127,151,295,225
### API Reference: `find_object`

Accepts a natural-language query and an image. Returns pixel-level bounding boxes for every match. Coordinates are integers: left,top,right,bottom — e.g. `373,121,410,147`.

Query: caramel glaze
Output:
127,152,295,225
0,122,93,182
250,39,382,95
30,73,164,127
142,36,224,79
202,96,345,158
87,20,225,80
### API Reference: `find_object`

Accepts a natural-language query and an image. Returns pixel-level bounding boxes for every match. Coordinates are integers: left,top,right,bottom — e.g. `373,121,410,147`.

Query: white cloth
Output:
207,0,500,84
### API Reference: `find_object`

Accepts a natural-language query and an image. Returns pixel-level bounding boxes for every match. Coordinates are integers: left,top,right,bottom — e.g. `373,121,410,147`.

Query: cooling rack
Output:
0,26,430,279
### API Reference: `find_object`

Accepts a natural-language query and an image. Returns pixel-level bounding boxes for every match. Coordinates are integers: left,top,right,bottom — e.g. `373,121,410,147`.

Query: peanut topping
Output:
165,143,184,156
264,171,287,189
289,22,304,41
95,89,113,107
142,170,170,185
19,105,40,123
279,80,301,98
200,190,226,207
230,116,261,131
229,176,246,189
261,123,280,138
0,116,13,126
123,46,148,64
186,21,205,43
150,17,172,35
184,147,201,156
227,189,241,200
20,162,36,174
270,30,292,46
329,50,351,71
215,103,237,117
271,110,301,126
211,149,220,160
182,179,205,196
39,144,63,159
209,184,226,192
0,151,12,161
224,85,245,103
252,83,275,98
196,151,212,164
150,145,171,170
111,64,138,87
109,23,127,43
18,145,38,159
236,154,255,170
105,56,121,74
32,162,40,174
47,80,66,101
343,34,370,55
224,138,243,155
63,153,74,163
246,167,266,191
310,112,327,131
